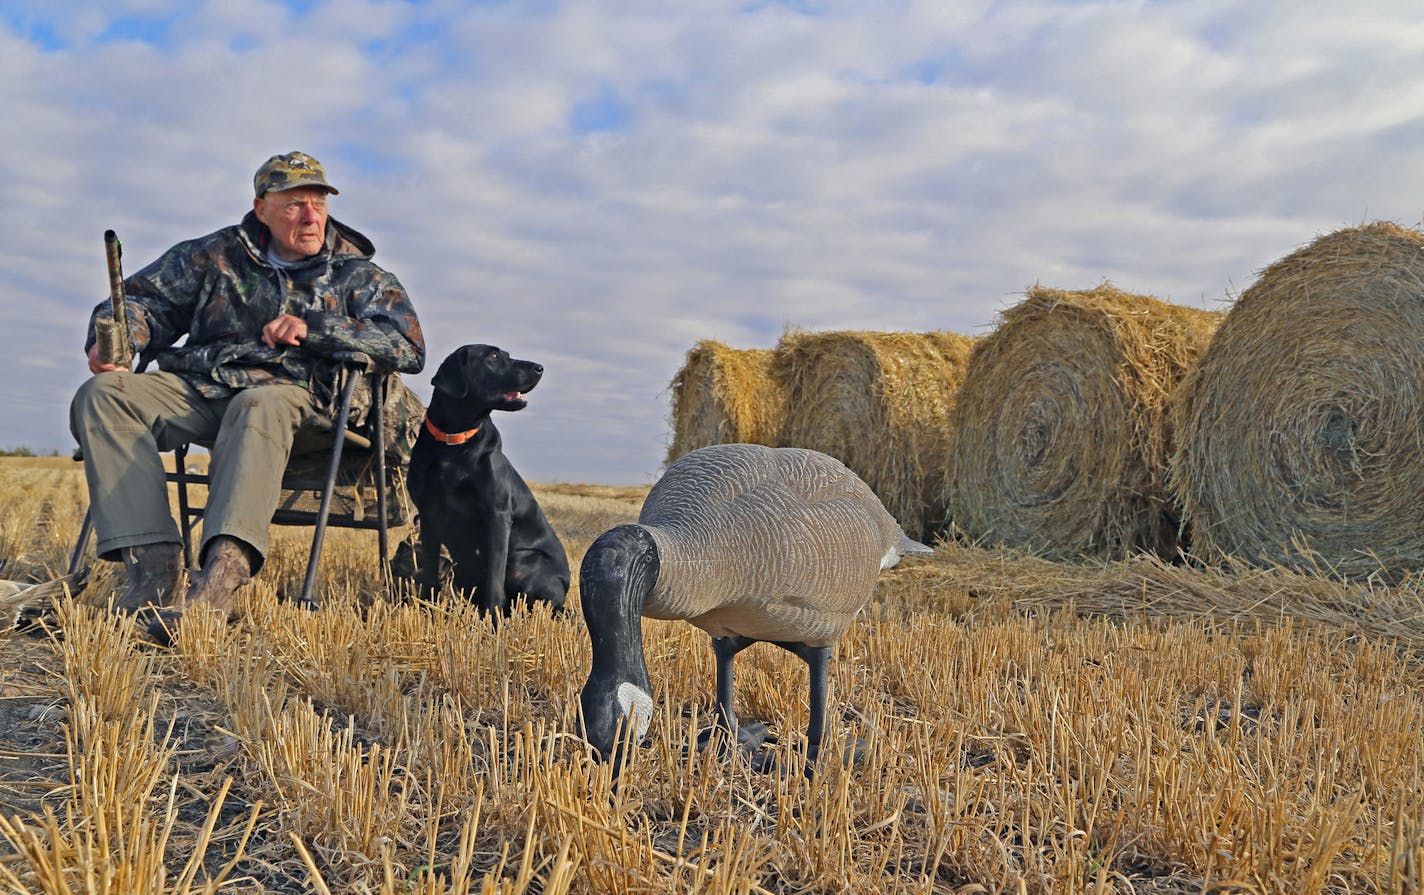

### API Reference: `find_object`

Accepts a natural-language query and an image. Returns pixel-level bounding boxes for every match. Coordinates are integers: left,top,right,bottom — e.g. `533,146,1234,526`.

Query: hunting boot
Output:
114,542,183,615
145,535,253,645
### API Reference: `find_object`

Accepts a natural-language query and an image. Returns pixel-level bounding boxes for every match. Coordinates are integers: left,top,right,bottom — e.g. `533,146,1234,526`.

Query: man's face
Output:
253,187,330,260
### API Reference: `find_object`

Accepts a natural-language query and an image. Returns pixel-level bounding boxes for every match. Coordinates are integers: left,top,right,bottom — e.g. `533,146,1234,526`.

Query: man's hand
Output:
262,314,308,348
87,343,122,375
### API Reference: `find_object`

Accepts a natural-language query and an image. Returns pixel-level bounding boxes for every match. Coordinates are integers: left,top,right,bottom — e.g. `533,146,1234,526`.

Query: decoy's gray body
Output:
579,443,932,769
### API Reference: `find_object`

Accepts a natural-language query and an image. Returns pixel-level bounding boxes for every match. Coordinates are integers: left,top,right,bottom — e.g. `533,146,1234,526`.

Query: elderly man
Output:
71,151,424,637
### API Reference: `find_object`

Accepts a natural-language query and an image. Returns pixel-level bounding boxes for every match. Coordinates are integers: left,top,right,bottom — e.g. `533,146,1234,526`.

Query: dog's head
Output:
431,344,544,412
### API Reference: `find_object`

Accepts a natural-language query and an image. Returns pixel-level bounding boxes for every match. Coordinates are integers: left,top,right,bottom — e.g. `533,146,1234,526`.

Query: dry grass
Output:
947,285,1220,561
1171,222,1424,579
774,329,975,541
2,456,1424,893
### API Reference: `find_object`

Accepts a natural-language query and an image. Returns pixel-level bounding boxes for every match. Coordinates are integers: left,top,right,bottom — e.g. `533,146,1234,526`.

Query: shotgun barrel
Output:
94,229,132,368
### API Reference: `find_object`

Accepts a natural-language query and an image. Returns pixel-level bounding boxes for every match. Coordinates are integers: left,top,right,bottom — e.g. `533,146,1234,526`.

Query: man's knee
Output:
70,371,134,434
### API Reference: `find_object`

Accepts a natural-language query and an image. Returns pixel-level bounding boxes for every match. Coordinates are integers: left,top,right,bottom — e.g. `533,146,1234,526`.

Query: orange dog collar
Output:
424,415,480,445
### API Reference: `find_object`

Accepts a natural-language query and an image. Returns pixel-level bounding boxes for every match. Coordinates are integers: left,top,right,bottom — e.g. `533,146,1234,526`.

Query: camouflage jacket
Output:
85,212,426,444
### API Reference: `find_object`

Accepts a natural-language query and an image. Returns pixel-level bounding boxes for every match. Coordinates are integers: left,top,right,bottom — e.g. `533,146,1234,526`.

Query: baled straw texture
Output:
665,340,782,464
1171,221,1424,579
774,329,973,541
882,541,1424,659
946,285,1220,560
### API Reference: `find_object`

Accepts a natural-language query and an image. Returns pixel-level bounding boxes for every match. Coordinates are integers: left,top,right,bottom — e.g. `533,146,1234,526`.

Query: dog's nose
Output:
532,363,544,375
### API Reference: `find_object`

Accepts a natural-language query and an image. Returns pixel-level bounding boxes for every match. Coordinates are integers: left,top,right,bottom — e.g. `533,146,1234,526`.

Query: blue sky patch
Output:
95,13,179,48
902,50,975,87
364,18,445,62
570,85,632,135
740,0,827,15
279,0,322,15
0,6,66,50
332,143,406,177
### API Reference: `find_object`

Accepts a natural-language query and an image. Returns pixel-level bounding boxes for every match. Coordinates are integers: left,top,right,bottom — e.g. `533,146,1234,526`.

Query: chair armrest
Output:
331,350,375,372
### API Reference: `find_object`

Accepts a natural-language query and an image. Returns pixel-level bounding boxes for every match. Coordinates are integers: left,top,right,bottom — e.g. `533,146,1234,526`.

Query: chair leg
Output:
373,375,392,594
70,440,195,576
173,443,194,569
298,370,361,609
68,509,93,577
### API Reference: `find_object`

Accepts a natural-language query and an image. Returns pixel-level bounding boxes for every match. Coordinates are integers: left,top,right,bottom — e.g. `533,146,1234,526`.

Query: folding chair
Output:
69,351,414,609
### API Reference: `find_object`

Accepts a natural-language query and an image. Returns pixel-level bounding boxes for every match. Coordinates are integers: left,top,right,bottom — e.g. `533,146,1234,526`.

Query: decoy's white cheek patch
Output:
616,682,654,743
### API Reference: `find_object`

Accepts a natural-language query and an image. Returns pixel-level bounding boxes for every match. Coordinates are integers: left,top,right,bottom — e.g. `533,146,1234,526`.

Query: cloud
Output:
4,1,1424,482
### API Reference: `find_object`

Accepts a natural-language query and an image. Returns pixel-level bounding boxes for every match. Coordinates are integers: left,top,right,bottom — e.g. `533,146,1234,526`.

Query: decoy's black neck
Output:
580,524,659,690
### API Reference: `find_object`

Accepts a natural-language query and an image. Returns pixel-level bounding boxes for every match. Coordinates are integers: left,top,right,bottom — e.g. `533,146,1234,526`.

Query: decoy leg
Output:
698,635,774,756
777,641,862,773
800,643,830,764
713,635,754,731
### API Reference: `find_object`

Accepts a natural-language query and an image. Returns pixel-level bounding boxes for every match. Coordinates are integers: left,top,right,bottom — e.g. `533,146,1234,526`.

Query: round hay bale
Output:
1170,221,1424,579
666,340,783,464
774,329,974,541
947,284,1221,560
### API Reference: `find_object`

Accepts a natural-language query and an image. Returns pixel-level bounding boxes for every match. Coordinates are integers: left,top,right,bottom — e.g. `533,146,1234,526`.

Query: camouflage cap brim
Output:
265,177,339,196
254,151,340,197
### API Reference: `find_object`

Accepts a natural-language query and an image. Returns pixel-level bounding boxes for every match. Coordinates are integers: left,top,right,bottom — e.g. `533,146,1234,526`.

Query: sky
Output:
3,0,1423,485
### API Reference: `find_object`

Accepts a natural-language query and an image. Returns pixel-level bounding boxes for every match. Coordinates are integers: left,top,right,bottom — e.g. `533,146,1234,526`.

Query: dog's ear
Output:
432,348,470,399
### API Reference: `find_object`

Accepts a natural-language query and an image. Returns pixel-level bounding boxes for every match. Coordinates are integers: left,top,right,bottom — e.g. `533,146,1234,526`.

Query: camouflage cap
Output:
253,151,339,197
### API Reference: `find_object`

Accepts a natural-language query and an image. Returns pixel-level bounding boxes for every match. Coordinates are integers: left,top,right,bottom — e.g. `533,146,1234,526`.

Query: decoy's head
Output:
578,524,660,770
580,676,653,771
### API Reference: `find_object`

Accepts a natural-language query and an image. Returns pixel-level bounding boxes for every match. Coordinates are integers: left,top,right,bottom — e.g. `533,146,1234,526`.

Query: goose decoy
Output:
0,568,89,633
579,443,932,771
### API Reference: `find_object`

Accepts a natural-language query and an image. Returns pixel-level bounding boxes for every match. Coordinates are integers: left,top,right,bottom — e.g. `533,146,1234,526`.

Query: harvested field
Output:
2,455,1424,894
1171,222,1424,580
665,341,783,465
774,330,975,542
947,285,1220,560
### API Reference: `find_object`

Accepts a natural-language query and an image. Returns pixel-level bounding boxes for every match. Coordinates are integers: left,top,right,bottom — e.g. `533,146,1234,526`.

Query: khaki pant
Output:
70,371,320,568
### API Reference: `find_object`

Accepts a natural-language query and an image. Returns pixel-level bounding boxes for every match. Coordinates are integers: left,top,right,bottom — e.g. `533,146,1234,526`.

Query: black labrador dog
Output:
407,344,570,615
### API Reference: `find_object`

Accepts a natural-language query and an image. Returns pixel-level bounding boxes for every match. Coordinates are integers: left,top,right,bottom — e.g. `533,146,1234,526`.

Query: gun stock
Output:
94,229,132,368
